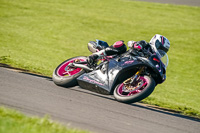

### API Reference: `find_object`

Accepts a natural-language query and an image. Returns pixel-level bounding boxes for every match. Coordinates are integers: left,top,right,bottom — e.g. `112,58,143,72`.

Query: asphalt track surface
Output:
1,1,200,133
1,66,200,133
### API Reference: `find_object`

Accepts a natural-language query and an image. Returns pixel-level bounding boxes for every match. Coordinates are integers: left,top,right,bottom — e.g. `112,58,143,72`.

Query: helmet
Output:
149,34,170,57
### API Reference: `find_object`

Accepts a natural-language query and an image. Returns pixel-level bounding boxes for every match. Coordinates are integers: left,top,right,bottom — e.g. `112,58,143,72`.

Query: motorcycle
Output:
52,40,169,103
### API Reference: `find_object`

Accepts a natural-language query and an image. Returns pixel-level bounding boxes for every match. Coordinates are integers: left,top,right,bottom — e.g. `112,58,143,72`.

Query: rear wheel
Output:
113,75,156,103
52,56,87,87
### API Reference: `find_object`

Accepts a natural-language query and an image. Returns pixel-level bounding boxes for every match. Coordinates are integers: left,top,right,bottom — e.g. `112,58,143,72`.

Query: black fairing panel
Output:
77,56,145,94
77,70,110,95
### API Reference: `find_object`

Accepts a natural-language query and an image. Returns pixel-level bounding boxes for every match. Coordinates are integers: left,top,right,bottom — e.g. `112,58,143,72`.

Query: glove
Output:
136,40,148,49
128,40,148,51
127,41,136,48
128,40,142,50
134,43,143,50
87,54,99,65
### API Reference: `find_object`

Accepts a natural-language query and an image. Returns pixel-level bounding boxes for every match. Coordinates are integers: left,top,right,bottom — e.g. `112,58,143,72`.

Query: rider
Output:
128,34,170,58
87,34,170,64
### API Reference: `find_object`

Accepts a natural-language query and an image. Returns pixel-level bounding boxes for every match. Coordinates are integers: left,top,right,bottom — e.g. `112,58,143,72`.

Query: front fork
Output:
123,67,145,85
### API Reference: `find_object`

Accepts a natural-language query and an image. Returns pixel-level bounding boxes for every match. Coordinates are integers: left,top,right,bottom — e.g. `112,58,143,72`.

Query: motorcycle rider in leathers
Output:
87,34,170,64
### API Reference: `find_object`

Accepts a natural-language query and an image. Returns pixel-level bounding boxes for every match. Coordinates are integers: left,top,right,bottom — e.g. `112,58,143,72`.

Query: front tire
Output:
113,75,156,104
52,56,87,87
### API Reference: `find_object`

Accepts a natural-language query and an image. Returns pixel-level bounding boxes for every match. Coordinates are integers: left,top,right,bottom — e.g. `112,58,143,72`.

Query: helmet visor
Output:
155,40,168,53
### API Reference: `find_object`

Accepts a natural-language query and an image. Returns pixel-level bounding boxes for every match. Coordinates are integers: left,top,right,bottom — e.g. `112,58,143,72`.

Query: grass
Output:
0,106,89,133
0,0,200,119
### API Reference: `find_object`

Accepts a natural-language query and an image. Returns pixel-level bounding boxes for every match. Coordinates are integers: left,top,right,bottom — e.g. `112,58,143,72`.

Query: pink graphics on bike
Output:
117,76,149,96
57,58,86,77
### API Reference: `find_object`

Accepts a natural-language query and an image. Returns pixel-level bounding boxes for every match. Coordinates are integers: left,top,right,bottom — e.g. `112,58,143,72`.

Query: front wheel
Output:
52,56,87,87
113,75,156,104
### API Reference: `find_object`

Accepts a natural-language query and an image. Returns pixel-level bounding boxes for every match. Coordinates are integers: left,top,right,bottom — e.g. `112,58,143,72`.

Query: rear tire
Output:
113,75,156,103
52,56,87,87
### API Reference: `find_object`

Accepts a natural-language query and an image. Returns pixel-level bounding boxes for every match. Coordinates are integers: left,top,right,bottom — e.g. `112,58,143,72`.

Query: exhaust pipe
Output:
68,63,93,72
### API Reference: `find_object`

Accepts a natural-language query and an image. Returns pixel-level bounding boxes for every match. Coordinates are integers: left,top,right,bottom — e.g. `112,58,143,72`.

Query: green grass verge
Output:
0,0,200,118
0,106,89,133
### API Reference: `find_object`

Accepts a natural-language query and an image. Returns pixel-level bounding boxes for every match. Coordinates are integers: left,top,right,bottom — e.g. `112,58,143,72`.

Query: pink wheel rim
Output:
117,76,149,96
57,58,86,77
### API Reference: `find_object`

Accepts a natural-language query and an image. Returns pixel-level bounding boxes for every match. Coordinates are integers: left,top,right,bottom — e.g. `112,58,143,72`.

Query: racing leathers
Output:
87,40,151,64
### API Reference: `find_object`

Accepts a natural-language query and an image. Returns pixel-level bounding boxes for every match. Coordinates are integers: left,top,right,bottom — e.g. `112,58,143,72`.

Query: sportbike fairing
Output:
77,55,149,95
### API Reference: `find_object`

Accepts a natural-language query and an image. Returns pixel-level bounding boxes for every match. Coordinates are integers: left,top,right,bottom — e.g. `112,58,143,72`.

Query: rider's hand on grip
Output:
127,40,136,48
